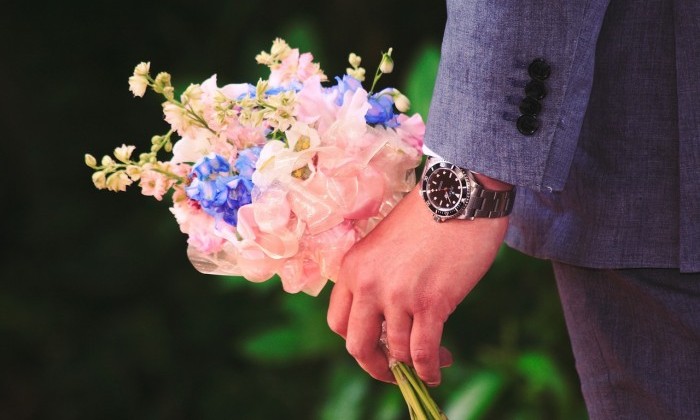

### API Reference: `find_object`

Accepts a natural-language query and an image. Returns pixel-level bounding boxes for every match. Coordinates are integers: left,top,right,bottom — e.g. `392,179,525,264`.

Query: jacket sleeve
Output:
424,0,611,192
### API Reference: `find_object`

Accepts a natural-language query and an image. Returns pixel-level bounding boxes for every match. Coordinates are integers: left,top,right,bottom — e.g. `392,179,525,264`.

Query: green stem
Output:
368,65,383,94
183,103,217,135
396,363,444,420
392,363,429,420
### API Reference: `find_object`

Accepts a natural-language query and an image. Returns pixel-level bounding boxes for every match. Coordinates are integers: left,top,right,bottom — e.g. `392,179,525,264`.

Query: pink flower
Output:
139,164,176,201
170,199,226,254
278,220,357,296
269,50,326,87
395,113,426,152
294,76,339,130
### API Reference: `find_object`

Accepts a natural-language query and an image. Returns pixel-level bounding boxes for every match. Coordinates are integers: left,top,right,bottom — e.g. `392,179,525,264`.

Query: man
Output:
327,0,700,418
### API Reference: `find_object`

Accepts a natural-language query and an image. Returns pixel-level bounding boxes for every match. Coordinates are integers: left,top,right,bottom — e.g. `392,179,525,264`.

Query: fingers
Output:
327,282,353,338
410,313,445,386
439,346,453,368
328,281,451,386
328,280,393,383
384,309,413,364
345,298,394,383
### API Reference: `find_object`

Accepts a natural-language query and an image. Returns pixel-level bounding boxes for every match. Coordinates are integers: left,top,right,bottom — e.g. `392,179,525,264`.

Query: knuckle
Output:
354,276,377,295
327,315,345,336
411,347,433,365
345,341,368,360
389,348,411,363
413,290,438,314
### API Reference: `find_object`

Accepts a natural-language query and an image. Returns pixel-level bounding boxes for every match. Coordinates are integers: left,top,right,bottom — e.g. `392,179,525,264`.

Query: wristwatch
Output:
419,157,516,222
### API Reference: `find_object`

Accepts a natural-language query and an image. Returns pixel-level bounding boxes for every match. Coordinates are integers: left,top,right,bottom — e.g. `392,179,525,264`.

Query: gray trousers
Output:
552,263,700,419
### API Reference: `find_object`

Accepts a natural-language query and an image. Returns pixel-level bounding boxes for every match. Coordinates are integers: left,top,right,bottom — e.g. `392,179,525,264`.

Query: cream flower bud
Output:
114,144,136,163
153,72,172,94
84,154,97,168
101,155,115,167
348,53,362,68
394,93,411,112
255,79,269,98
162,86,175,101
255,51,273,65
92,171,107,189
379,48,394,74
347,67,366,82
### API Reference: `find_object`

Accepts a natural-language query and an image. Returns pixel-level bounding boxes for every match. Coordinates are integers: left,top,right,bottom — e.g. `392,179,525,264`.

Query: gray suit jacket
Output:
424,0,700,272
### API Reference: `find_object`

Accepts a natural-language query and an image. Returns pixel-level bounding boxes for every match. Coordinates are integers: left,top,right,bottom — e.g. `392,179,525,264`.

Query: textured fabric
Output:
423,0,700,272
553,263,700,419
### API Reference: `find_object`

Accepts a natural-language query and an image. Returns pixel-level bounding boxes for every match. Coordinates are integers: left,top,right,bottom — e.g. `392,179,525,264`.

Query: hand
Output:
327,184,509,385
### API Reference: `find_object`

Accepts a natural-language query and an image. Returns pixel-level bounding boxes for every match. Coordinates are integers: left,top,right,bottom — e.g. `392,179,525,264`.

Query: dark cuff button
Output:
519,96,542,116
528,58,551,81
525,80,547,100
517,114,540,135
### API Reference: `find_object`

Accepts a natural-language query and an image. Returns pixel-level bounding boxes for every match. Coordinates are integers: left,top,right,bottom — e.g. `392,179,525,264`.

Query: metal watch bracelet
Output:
457,181,516,219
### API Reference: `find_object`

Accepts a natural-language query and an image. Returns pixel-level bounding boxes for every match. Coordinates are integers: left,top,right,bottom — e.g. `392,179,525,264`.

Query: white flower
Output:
171,131,212,164
106,171,132,192
128,62,151,97
128,74,148,97
91,171,107,189
163,102,189,133
287,122,321,152
125,165,143,181
270,38,291,58
133,61,150,77
252,140,300,188
114,144,136,163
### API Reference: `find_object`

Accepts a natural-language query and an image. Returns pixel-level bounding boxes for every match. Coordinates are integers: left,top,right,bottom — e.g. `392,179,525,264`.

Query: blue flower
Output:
191,153,230,180
264,81,302,96
234,146,262,178
186,153,255,227
222,176,254,226
366,94,399,127
330,75,363,106
186,175,232,210
235,84,257,100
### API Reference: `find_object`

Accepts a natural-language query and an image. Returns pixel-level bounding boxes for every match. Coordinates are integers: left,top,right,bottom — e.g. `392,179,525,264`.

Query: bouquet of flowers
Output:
85,38,445,419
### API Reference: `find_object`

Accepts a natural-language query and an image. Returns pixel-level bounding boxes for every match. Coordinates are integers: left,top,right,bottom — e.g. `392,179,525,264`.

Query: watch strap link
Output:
459,184,516,219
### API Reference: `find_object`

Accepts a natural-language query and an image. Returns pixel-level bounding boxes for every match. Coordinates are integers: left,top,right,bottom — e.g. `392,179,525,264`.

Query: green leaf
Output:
373,387,405,420
516,351,569,403
241,288,340,362
241,327,306,362
318,363,372,420
443,370,505,420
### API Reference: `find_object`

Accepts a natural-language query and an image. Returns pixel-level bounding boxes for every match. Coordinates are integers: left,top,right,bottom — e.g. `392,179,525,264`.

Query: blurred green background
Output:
2,1,586,419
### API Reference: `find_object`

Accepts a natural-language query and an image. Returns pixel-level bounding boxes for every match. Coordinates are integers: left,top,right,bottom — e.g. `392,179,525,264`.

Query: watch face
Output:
420,161,470,219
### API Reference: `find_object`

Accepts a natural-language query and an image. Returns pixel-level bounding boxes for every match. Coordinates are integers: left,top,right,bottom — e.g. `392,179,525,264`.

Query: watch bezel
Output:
420,160,471,220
